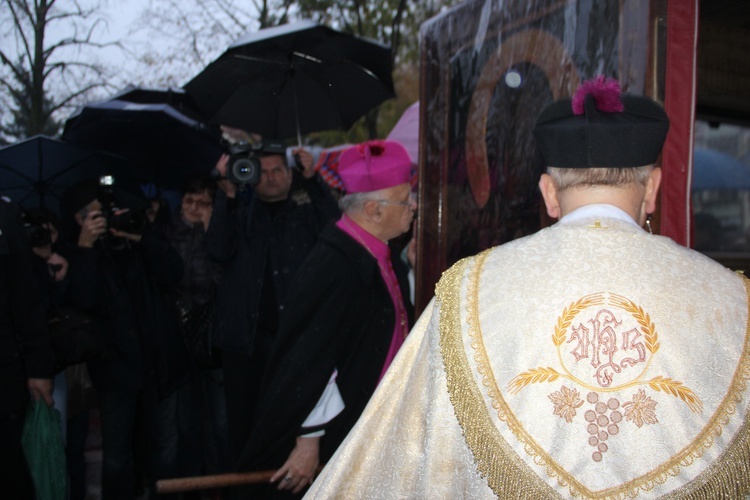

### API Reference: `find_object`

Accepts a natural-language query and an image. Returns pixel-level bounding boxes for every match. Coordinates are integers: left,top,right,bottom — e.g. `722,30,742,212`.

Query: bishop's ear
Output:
363,198,383,222
539,173,561,219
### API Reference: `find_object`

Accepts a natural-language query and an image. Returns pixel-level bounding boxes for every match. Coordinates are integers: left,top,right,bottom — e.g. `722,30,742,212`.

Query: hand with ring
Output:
270,436,320,493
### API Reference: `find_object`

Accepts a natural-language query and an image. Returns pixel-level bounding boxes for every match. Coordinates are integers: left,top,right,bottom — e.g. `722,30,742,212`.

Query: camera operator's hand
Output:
78,210,107,248
109,209,143,243
214,154,237,199
293,147,316,179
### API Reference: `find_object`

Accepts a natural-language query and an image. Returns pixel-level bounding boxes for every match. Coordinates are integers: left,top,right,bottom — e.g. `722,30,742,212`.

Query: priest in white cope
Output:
305,77,750,499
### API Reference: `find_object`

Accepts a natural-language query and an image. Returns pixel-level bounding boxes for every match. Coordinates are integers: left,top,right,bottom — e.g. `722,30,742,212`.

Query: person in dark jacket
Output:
0,198,56,497
208,145,340,468
163,174,229,482
62,180,189,499
236,140,416,497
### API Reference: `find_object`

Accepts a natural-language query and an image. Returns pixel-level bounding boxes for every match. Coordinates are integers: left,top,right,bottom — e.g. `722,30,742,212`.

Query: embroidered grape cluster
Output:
584,392,622,462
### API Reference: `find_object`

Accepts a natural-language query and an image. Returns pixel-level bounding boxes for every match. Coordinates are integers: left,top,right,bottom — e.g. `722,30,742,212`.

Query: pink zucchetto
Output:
338,140,412,194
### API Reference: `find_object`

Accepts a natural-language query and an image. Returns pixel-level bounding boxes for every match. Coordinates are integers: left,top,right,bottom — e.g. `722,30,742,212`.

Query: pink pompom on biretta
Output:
571,75,624,115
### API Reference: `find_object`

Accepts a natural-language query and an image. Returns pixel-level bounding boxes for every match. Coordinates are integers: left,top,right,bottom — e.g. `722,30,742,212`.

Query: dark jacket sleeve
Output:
0,203,56,379
206,189,241,263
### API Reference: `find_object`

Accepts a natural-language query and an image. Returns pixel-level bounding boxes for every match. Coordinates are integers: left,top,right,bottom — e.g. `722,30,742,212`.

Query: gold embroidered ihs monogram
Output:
507,292,702,464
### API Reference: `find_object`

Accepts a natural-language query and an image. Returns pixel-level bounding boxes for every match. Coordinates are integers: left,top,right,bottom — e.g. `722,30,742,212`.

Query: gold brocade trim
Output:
436,256,562,499
437,251,750,499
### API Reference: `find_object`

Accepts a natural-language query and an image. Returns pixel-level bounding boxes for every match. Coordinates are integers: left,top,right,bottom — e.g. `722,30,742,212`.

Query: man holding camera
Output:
207,143,339,467
62,180,189,499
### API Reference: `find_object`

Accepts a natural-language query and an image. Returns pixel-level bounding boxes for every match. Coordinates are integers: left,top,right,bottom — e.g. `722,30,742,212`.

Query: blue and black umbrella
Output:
0,135,147,215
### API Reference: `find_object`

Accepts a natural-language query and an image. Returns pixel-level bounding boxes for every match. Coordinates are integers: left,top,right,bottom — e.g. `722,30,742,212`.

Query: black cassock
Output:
237,223,414,482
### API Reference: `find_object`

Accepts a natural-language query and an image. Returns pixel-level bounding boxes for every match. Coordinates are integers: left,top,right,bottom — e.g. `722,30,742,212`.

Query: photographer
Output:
207,140,339,468
62,180,189,500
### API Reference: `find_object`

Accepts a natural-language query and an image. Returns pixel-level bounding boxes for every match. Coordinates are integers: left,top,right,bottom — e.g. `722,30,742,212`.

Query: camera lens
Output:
229,157,260,185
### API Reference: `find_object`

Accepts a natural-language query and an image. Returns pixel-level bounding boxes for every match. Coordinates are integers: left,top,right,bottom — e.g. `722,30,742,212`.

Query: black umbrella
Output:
112,85,206,121
62,97,224,190
183,20,395,142
0,135,147,215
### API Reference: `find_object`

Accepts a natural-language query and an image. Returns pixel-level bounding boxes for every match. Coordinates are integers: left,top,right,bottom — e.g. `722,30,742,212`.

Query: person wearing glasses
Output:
235,140,416,497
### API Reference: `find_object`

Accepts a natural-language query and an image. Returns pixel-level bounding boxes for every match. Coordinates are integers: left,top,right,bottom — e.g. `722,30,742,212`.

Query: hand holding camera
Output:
214,154,237,198
78,209,107,248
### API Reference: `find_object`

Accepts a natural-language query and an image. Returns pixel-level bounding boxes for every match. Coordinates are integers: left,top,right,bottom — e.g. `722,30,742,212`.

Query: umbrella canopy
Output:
184,20,395,141
0,135,147,215
62,98,223,190
112,85,206,121
692,147,750,191
387,101,420,165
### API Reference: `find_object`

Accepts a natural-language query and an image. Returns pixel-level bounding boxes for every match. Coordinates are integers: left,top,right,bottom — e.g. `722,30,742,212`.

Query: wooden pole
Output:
156,470,276,494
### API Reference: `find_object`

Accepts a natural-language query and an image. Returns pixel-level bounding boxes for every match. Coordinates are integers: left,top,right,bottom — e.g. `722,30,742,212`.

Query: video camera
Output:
97,176,150,236
224,139,287,187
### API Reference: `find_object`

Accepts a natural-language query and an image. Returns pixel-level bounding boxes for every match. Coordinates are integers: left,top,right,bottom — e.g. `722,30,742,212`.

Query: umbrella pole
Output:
293,75,302,148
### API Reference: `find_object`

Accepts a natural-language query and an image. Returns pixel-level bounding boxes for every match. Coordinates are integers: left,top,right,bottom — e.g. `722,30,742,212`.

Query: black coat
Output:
0,200,56,417
163,215,222,311
238,222,414,471
206,175,339,354
67,227,189,398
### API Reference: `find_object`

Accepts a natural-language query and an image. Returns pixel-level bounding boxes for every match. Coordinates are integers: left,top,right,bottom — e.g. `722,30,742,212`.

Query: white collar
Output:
558,204,641,228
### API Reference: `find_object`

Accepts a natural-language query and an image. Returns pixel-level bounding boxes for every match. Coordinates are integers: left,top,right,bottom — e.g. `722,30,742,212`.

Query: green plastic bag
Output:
21,400,67,500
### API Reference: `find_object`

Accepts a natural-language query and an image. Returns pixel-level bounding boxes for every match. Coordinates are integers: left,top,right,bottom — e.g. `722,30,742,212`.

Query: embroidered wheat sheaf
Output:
553,294,604,346
609,295,660,354
648,376,703,413
509,367,561,395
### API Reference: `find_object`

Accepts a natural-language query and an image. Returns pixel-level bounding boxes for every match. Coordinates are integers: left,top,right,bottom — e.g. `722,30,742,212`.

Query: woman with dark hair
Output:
163,174,228,493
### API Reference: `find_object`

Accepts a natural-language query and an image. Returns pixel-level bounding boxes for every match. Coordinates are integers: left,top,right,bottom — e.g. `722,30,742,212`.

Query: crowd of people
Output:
1,131,418,499
3,75,750,500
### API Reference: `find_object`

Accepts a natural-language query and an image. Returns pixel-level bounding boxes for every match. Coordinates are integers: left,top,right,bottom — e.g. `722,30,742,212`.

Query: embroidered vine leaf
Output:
508,367,560,395
549,385,584,423
648,376,703,413
622,388,659,427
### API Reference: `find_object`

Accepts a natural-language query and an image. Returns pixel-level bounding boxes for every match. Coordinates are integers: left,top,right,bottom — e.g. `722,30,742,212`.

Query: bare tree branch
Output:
0,0,115,142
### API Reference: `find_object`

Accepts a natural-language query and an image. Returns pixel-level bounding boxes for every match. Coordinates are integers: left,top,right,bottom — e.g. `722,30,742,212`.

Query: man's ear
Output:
643,167,662,215
363,199,382,222
74,211,84,226
539,173,561,219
